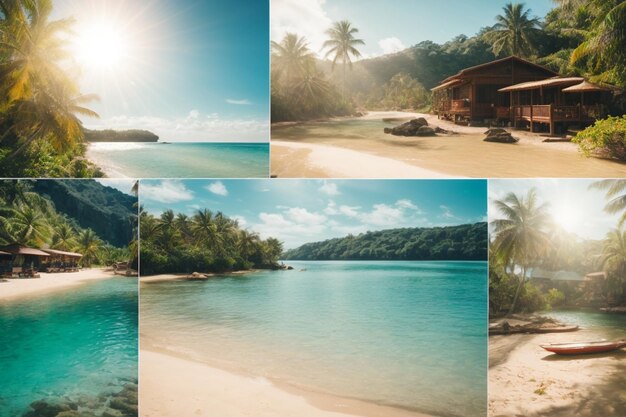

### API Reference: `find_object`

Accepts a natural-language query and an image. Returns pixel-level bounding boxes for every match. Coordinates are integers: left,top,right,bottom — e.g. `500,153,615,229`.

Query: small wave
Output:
89,142,147,151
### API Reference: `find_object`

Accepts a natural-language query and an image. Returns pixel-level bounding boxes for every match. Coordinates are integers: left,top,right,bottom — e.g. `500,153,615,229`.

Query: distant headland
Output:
84,129,159,142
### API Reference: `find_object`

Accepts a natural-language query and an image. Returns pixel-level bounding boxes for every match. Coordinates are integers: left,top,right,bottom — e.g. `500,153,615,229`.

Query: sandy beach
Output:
140,349,433,417
489,333,626,417
0,269,124,300
271,112,626,178
140,270,259,283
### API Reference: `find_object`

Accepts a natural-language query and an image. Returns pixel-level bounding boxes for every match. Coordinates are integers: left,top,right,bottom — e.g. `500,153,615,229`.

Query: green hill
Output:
283,222,487,261
32,180,137,247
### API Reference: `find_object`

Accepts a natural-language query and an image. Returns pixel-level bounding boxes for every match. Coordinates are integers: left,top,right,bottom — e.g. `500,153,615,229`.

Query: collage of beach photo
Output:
0,1,625,417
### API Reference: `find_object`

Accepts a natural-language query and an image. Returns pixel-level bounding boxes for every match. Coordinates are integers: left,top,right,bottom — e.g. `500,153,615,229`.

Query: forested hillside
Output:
283,223,487,261
32,180,137,247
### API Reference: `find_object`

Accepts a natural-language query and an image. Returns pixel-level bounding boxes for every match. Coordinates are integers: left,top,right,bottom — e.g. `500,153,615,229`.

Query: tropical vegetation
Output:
271,1,626,123
573,115,626,161
0,180,134,267
0,0,103,177
283,223,487,261
140,209,284,275
489,186,626,317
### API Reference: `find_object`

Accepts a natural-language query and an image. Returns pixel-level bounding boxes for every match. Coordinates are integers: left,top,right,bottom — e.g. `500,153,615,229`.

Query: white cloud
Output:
378,37,406,55
360,203,404,226
206,181,228,196
339,205,361,218
84,111,268,142
440,205,459,220
259,213,293,228
395,199,419,210
231,215,247,227
141,180,194,203
284,207,326,225
271,0,333,56
324,200,338,215
226,99,252,105
319,181,340,196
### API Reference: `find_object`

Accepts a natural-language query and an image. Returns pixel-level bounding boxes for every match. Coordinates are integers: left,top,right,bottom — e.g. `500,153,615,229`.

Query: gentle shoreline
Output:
0,268,122,301
271,111,626,178
489,331,626,416
140,270,260,283
140,348,435,417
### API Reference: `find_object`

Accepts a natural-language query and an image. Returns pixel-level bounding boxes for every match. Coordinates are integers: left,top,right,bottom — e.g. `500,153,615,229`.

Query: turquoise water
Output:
141,261,488,417
0,278,138,416
87,142,269,178
546,310,626,339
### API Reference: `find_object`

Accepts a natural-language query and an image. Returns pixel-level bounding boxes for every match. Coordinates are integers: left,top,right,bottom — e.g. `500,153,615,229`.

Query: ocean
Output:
0,278,138,416
141,260,488,417
87,142,269,178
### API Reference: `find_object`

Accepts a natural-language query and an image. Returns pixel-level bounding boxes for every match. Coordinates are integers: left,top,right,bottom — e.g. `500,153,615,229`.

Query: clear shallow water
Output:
0,278,138,416
141,261,488,417
546,310,626,340
87,142,269,178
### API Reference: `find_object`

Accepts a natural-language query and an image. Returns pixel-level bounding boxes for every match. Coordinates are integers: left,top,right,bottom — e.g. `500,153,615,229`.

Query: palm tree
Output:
491,188,552,315
5,204,50,246
485,3,541,57
77,228,101,267
590,179,626,226
570,0,626,85
51,222,77,251
601,228,626,301
322,20,365,98
237,229,260,260
0,0,99,166
191,209,223,254
271,33,315,86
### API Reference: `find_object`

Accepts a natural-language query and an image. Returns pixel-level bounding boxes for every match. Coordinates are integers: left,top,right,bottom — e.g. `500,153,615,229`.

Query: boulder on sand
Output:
416,126,436,136
484,128,508,136
385,117,434,136
484,131,519,143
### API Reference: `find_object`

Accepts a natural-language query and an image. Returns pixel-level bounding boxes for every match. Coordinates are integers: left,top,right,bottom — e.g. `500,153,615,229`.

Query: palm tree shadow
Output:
538,361,626,417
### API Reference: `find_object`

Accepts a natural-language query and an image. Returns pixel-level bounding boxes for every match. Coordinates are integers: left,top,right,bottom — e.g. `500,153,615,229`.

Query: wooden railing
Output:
451,99,470,113
512,104,605,122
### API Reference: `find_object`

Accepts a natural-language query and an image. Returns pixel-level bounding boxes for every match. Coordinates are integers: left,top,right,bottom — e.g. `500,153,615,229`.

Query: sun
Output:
551,203,582,233
70,19,133,75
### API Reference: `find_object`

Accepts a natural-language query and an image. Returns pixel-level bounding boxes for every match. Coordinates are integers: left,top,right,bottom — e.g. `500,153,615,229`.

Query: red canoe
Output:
541,339,626,355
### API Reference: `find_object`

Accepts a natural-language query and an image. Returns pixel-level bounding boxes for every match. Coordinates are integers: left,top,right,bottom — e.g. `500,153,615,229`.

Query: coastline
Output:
0,268,122,301
489,332,626,417
85,143,130,178
140,348,436,417
270,111,626,178
140,270,260,283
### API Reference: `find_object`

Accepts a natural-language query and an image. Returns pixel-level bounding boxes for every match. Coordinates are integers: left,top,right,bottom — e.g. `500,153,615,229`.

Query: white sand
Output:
0,269,122,300
489,334,626,417
140,350,432,417
271,141,455,178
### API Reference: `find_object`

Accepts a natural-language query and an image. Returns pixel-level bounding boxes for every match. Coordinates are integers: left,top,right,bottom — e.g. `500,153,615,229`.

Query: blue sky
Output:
272,0,553,57
141,179,487,248
489,179,621,240
55,0,269,142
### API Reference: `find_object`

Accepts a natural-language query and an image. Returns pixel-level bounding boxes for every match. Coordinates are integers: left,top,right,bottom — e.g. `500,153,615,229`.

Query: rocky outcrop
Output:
483,128,519,143
384,117,455,137
84,129,159,143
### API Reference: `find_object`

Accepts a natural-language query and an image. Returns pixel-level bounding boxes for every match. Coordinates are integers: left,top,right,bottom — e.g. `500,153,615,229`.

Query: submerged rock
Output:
484,128,508,136
416,126,436,136
384,118,434,136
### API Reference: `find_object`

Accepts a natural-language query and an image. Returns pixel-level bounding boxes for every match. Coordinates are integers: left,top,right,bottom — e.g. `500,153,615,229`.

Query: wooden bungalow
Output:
0,244,50,278
499,77,612,134
432,56,557,122
41,249,82,272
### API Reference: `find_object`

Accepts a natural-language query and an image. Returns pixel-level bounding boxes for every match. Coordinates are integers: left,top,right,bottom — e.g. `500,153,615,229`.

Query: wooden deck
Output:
511,104,603,134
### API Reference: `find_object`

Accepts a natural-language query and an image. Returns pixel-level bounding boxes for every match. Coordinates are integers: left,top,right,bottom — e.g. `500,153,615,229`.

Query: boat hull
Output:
541,340,626,355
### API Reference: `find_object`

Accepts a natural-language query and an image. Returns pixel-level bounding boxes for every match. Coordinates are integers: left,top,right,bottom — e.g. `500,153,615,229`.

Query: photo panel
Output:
270,0,626,179
139,178,488,417
0,0,270,179
0,179,139,416
488,178,626,417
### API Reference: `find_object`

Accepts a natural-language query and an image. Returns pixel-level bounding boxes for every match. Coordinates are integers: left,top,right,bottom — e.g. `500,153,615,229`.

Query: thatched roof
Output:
562,80,611,93
498,77,584,92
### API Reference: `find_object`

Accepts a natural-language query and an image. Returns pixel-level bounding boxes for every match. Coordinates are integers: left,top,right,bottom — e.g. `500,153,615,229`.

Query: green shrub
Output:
545,288,566,309
573,115,626,161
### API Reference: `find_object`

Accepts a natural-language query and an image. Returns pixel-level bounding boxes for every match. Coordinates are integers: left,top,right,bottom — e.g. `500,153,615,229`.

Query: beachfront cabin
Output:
431,56,557,123
41,249,82,273
0,244,50,278
499,78,612,135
